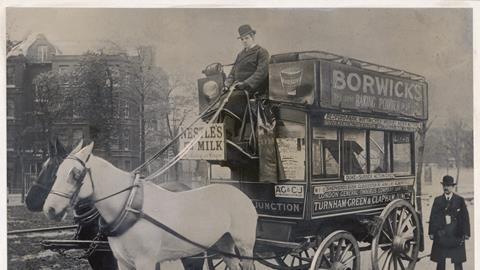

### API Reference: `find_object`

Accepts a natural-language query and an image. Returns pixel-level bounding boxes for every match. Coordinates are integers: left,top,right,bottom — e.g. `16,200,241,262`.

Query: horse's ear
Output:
70,139,84,155
76,142,94,162
56,138,68,158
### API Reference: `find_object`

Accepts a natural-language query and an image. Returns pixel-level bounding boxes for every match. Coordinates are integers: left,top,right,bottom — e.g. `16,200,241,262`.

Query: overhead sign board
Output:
179,123,225,160
319,61,428,120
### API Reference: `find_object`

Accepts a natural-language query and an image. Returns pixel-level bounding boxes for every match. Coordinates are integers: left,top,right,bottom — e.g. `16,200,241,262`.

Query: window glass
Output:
210,164,231,180
393,132,412,175
343,129,367,174
276,121,305,181
123,130,130,150
369,131,390,173
7,99,15,119
72,129,83,146
7,65,15,85
313,127,340,178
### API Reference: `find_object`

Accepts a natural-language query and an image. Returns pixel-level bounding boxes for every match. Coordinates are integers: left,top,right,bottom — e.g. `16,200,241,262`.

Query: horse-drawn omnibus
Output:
34,50,427,270
192,50,428,270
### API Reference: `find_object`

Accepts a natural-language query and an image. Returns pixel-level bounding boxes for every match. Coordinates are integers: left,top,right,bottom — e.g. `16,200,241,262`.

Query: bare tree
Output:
415,118,434,213
443,119,468,191
163,73,199,180
124,48,170,164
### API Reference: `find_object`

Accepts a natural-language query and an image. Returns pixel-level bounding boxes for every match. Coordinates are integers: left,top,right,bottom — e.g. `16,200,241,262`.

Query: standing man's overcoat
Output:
428,192,470,263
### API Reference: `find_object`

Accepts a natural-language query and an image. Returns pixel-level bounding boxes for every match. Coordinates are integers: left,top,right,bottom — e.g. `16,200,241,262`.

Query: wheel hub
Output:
392,236,409,254
331,261,347,270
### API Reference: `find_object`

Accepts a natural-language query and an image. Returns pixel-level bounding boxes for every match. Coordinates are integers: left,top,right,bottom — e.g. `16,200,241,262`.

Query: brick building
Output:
6,34,148,194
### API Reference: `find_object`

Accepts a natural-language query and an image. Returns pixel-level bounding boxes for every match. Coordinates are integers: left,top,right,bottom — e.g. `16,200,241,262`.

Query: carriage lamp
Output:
202,80,220,99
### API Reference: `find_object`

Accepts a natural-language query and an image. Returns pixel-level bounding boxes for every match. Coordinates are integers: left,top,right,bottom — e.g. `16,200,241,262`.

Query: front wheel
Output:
371,199,420,270
310,230,360,270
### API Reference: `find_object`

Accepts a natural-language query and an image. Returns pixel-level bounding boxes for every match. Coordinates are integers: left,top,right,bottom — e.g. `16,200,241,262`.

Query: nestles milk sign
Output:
179,123,225,160
320,62,428,120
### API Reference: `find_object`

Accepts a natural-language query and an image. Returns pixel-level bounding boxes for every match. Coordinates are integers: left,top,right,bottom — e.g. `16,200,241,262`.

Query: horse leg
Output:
235,244,255,270
230,232,255,270
134,257,158,270
116,257,134,270
215,234,241,270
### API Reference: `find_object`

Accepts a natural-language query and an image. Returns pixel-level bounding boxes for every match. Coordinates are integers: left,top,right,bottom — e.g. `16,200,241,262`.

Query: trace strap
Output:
137,210,289,262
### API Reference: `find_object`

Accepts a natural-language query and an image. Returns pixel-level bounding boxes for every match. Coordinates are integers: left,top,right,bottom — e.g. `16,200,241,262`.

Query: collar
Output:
445,193,453,201
244,44,258,52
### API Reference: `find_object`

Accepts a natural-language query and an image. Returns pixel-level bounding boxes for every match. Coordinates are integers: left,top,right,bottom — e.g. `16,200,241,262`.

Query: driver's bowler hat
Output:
238,24,256,38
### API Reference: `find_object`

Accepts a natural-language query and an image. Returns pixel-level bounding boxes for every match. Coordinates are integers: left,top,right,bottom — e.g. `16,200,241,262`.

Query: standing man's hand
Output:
429,234,434,240
464,235,470,240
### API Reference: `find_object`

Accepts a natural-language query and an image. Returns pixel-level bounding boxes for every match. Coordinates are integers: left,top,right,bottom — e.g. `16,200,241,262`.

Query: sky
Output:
6,8,473,127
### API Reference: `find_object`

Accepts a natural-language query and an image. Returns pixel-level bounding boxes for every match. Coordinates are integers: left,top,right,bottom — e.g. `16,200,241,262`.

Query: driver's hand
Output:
235,81,249,90
429,234,434,240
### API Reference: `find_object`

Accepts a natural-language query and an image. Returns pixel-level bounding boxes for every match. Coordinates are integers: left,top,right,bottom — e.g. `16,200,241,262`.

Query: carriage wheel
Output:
371,199,420,270
310,230,360,270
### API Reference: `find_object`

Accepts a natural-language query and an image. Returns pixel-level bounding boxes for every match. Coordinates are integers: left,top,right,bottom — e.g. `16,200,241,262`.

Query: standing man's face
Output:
443,184,454,195
240,34,254,49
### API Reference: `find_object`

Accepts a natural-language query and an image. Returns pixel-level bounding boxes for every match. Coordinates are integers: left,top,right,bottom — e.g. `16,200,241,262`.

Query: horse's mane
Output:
89,154,131,177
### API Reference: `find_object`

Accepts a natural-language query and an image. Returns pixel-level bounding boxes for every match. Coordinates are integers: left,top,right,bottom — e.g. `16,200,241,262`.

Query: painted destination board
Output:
179,123,225,160
253,199,304,218
269,60,316,105
323,113,421,132
319,61,428,120
312,178,414,217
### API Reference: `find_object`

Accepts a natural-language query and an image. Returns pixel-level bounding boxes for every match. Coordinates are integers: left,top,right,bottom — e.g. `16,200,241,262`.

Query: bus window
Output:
393,132,412,175
276,121,305,181
313,127,340,178
369,131,390,173
343,129,367,174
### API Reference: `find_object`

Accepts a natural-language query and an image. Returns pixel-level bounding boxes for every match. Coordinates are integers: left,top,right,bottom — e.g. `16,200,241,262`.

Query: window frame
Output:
310,126,415,181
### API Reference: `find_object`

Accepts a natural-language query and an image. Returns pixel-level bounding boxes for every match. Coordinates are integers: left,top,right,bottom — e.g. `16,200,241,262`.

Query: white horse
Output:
43,142,258,270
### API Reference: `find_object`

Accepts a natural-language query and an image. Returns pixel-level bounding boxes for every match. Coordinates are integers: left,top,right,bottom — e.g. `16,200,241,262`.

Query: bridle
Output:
49,155,91,206
49,154,139,208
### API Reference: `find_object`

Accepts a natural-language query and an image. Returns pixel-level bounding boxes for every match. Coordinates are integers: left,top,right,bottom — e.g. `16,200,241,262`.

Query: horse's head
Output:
43,141,94,221
25,138,76,211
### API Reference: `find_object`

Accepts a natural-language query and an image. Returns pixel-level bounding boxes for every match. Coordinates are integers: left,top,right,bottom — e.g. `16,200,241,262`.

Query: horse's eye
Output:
71,167,84,181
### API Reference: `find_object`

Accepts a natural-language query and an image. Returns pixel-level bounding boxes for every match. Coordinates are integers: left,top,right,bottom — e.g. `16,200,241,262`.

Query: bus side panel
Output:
311,177,415,219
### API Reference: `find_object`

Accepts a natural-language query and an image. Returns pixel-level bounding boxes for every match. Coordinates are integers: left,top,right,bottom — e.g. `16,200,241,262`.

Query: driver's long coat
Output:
428,193,470,263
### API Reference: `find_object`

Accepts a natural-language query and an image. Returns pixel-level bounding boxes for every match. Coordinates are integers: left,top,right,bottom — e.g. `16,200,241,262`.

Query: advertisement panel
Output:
269,60,316,105
323,113,421,132
179,123,225,160
312,178,414,217
319,61,428,120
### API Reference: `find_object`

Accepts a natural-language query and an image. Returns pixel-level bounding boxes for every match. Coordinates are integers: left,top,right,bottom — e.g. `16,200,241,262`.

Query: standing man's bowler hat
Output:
441,175,456,186
237,24,256,38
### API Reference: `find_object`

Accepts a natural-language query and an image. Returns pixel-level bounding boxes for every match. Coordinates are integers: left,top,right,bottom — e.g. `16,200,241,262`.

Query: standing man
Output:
223,24,269,139
428,175,470,270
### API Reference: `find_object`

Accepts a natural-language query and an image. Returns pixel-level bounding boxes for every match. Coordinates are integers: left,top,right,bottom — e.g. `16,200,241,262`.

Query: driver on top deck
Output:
223,24,269,140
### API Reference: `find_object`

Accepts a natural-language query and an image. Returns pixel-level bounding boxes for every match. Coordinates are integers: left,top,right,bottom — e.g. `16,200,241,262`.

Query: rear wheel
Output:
310,230,360,270
371,199,420,270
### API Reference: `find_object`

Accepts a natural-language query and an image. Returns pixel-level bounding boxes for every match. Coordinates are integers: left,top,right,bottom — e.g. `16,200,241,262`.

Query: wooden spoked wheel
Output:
371,199,420,270
310,230,360,270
